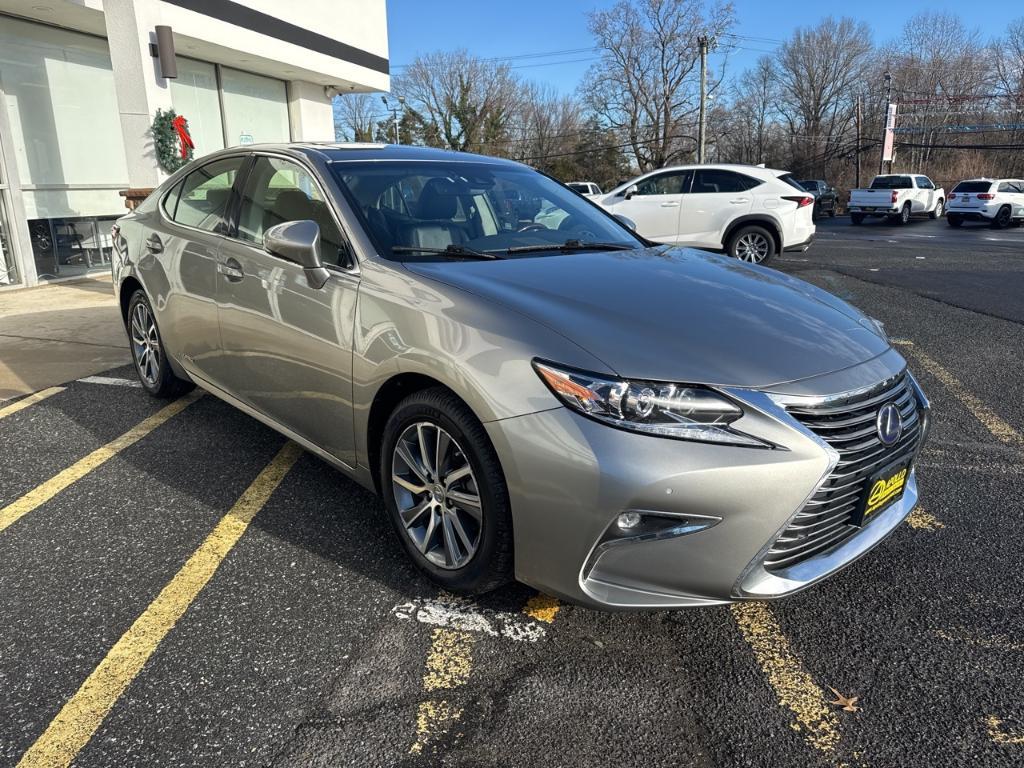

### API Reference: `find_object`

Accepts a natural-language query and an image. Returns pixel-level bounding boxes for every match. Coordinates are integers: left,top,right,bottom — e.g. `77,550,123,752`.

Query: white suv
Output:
596,165,815,264
946,178,1024,229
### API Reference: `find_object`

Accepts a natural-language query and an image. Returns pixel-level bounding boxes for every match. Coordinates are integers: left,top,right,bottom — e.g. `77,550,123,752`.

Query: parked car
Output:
946,178,1024,229
797,179,838,218
111,143,929,610
595,164,816,264
848,174,945,225
567,181,603,197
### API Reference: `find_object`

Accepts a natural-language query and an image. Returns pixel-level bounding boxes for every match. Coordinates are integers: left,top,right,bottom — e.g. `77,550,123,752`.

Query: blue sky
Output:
386,0,1020,94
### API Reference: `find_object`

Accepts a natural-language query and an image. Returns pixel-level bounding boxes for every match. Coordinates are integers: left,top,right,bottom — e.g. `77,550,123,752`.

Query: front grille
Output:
763,373,923,572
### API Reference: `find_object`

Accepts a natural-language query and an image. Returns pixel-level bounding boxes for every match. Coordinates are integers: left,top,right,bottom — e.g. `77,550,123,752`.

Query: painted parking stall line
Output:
894,339,1022,446
15,441,304,768
77,375,143,388
0,387,65,421
0,391,203,534
731,602,843,756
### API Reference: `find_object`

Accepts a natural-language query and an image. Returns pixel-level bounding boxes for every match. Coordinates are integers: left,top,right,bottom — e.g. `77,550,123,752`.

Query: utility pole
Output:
381,95,405,144
854,95,862,189
878,71,892,175
697,34,709,164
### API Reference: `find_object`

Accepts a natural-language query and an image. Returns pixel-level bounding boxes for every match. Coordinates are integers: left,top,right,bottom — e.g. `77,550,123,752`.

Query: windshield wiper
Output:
503,239,637,255
391,244,503,260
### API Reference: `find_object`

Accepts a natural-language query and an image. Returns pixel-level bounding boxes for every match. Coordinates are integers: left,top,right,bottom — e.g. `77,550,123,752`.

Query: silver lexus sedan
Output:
112,144,930,610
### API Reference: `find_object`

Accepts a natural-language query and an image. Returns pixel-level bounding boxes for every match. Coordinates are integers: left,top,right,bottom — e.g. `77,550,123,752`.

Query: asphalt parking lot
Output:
2,214,1023,767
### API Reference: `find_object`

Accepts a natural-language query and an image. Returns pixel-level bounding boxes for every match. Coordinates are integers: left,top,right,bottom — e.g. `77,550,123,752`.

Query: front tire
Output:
380,387,513,594
127,290,193,398
727,225,776,264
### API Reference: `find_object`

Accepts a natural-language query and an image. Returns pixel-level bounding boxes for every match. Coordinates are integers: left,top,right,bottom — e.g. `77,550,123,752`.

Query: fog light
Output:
617,512,642,530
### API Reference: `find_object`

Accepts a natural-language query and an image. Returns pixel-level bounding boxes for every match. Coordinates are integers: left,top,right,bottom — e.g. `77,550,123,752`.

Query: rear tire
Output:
726,225,776,264
947,214,963,228
380,387,514,594
897,203,911,225
851,213,865,225
127,290,194,398
992,206,1012,229
930,199,944,219
828,205,836,218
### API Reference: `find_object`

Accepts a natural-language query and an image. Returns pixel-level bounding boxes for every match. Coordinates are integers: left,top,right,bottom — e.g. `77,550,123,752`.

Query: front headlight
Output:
533,361,769,447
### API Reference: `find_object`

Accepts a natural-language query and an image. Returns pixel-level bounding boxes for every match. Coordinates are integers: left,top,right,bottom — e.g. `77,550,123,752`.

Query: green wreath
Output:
151,108,193,173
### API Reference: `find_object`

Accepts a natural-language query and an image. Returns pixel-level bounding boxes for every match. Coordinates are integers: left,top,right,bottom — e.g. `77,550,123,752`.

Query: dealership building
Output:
0,0,389,287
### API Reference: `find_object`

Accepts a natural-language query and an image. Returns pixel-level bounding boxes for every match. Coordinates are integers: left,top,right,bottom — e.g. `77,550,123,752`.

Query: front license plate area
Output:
852,458,911,526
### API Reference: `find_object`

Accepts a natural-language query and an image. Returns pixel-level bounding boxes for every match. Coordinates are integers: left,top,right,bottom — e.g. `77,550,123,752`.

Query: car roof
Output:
290,142,527,167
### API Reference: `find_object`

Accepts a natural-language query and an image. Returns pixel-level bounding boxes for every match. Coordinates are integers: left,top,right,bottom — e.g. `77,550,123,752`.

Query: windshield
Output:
796,180,819,190
870,176,913,189
952,181,993,193
329,161,640,260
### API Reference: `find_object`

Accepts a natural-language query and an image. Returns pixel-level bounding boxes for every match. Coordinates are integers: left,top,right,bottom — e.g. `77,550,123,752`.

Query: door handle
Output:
729,198,750,204
218,258,244,281
145,233,163,253
660,201,680,208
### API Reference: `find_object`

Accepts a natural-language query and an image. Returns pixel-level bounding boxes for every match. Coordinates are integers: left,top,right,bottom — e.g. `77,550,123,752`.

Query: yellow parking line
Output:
410,628,476,755
894,340,1022,446
523,593,560,624
731,602,841,755
906,507,945,530
16,440,303,768
0,387,65,421
987,715,1024,745
0,392,202,534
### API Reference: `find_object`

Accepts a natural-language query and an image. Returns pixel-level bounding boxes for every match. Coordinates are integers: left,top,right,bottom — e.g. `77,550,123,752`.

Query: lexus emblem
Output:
876,403,903,447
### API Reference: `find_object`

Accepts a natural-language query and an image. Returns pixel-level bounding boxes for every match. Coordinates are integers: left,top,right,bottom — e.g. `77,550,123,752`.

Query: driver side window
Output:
634,170,692,196
236,156,348,266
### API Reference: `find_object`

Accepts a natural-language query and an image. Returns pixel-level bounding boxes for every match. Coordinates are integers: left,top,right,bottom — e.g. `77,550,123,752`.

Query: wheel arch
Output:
721,215,782,254
119,275,144,327
365,372,466,495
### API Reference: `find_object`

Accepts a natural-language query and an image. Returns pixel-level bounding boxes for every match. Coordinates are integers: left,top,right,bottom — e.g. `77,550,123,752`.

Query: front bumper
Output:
486,348,928,610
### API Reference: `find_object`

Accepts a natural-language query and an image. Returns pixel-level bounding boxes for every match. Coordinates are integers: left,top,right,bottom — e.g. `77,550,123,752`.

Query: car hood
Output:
403,247,890,388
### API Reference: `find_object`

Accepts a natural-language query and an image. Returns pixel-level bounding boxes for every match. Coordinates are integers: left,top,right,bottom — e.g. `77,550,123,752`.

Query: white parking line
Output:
77,375,142,388
392,596,547,642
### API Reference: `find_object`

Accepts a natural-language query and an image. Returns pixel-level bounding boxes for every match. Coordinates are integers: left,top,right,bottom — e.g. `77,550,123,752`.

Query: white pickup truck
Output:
848,174,945,225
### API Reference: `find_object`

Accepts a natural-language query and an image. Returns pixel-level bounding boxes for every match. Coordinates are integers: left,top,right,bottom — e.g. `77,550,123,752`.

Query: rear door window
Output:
692,169,761,193
173,157,246,232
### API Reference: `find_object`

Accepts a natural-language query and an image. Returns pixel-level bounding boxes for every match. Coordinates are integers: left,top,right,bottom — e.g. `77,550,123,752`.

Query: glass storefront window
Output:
220,67,290,147
0,18,129,199
170,58,225,158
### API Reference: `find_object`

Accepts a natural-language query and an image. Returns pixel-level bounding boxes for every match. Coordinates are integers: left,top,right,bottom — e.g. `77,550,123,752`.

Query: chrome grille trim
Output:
762,372,923,572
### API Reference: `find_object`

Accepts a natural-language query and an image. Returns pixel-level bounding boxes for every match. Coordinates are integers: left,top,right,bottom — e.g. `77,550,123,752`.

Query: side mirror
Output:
264,220,330,289
613,214,637,231
624,184,639,200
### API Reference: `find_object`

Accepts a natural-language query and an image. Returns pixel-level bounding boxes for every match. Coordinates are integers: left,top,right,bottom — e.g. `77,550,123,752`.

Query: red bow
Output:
171,114,194,158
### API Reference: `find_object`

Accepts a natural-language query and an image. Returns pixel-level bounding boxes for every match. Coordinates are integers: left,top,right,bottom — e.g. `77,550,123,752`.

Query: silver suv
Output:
112,144,930,610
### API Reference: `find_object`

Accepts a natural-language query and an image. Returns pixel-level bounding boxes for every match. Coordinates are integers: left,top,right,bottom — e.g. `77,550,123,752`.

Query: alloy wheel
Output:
130,301,161,386
391,421,482,569
734,232,770,263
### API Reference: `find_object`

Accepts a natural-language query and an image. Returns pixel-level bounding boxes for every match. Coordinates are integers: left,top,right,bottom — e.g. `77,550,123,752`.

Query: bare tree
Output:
717,56,779,165
774,17,873,176
333,93,379,142
581,0,734,171
393,50,522,153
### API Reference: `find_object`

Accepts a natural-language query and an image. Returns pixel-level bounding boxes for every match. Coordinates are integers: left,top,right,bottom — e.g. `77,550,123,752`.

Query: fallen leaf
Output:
828,686,860,712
